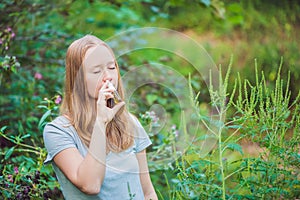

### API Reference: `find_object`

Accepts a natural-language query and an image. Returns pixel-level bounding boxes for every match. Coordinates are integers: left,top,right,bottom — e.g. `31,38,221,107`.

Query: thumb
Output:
112,101,126,115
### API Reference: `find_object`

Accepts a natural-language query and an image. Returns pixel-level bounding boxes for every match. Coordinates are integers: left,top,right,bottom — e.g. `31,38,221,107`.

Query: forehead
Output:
83,44,114,68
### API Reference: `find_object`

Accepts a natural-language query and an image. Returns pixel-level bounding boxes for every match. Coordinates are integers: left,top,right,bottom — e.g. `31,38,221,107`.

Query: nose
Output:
102,69,112,83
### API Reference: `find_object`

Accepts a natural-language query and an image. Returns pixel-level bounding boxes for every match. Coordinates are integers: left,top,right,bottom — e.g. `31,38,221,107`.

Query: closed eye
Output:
108,64,116,70
93,70,101,74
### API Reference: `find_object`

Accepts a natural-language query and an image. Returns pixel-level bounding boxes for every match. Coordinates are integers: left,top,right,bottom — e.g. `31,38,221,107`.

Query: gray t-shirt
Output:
43,115,152,200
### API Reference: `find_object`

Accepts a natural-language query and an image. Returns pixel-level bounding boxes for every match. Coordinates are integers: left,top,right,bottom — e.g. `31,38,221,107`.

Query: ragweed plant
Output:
166,59,299,199
230,59,300,199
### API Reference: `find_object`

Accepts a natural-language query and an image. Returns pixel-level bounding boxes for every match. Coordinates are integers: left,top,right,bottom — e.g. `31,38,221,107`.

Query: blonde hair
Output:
60,34,134,152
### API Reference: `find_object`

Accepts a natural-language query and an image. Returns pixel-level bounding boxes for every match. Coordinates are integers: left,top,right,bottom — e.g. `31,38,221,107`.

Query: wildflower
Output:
55,95,62,104
171,124,176,131
7,174,13,183
14,166,19,174
23,185,30,194
6,27,12,32
34,72,43,80
11,32,15,38
171,124,179,138
34,170,40,184
173,130,179,138
44,97,48,101
146,111,159,124
16,192,22,199
35,170,40,179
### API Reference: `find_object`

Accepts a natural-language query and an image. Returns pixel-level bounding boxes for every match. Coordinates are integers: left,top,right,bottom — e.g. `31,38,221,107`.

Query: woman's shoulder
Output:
127,113,152,153
46,115,71,127
43,115,82,164
52,115,71,124
43,115,75,137
128,113,140,125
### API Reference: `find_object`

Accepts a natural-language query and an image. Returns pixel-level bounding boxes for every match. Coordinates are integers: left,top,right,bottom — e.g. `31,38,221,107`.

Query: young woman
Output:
43,35,157,200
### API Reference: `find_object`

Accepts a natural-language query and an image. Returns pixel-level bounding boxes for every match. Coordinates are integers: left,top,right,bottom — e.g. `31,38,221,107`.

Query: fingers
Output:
100,80,109,91
97,81,114,105
111,101,125,114
97,91,113,106
96,100,125,124
99,81,114,93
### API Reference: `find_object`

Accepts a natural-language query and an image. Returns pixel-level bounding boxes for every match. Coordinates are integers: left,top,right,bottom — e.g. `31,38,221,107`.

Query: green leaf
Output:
38,110,51,130
0,126,7,132
157,98,167,105
197,134,217,141
226,143,243,155
5,146,15,160
228,3,243,13
37,105,49,109
227,125,242,129
21,134,31,139
146,94,158,105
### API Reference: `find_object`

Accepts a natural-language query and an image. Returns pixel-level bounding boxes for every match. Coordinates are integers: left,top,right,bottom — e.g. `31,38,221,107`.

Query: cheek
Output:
86,78,102,98
112,71,119,86
95,82,102,94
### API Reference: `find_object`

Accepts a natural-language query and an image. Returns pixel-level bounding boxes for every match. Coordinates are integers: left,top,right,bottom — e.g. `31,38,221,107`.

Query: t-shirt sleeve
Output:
131,114,152,153
43,120,76,164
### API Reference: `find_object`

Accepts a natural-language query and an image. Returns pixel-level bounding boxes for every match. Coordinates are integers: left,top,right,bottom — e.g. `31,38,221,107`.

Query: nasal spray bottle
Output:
107,81,122,108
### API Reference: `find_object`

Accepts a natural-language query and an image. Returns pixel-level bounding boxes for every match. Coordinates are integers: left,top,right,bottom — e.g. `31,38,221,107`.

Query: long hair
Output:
60,34,134,152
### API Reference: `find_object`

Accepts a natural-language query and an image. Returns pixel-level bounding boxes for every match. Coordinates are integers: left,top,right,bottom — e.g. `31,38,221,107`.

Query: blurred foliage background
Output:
0,0,299,199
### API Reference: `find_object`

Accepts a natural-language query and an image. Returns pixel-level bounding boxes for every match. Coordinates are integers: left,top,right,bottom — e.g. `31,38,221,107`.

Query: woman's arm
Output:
53,82,125,195
53,121,107,194
136,150,158,200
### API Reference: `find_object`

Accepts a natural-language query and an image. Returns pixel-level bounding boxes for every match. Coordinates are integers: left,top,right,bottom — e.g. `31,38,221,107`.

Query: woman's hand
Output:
96,80,125,124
